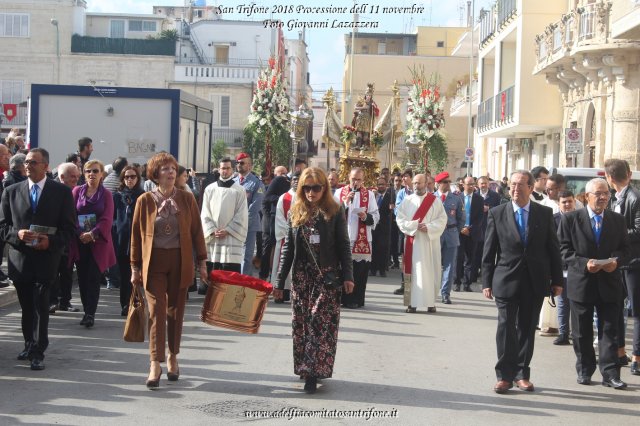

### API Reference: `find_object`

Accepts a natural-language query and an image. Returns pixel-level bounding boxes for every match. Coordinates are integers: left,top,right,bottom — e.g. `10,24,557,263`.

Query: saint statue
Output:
351,83,379,150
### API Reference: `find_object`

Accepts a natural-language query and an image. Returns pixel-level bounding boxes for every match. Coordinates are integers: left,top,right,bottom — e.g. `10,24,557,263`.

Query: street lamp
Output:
289,105,312,170
51,18,60,84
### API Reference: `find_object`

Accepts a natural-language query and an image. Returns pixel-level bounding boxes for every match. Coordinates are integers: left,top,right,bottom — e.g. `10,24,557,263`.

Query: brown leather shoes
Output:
493,380,513,394
516,379,534,391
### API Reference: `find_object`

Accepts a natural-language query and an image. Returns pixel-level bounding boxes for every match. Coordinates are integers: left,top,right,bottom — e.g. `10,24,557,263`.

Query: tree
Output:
211,139,227,164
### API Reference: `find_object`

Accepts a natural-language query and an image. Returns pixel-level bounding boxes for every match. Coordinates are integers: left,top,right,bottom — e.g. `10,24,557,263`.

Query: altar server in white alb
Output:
270,172,299,302
334,167,379,309
396,174,447,313
200,157,248,274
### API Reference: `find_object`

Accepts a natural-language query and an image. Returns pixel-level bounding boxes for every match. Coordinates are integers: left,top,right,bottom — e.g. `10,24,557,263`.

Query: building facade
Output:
534,0,640,169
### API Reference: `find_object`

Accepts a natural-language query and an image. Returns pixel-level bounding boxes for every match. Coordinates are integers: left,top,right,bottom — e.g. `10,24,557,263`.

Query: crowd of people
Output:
0,131,638,394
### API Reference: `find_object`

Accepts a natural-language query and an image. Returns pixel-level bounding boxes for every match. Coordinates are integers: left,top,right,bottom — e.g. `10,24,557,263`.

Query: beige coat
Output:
130,189,207,289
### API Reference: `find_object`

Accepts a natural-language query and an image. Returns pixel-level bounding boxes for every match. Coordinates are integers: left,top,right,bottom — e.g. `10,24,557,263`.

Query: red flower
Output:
268,57,276,69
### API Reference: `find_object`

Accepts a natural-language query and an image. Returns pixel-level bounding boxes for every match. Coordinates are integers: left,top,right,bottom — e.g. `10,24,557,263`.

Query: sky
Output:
86,0,493,98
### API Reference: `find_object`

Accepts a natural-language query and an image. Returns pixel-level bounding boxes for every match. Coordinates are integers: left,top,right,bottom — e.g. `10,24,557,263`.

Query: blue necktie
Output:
30,185,39,214
593,215,602,245
516,208,526,246
465,195,471,226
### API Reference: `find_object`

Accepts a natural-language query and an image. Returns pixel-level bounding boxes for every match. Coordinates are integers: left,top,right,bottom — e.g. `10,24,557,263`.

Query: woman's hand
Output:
199,264,209,285
343,280,355,294
79,232,94,244
131,269,142,287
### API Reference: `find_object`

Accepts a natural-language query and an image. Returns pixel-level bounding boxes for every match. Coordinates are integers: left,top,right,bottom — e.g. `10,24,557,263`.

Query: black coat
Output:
462,192,485,241
2,170,27,190
477,189,502,240
482,201,564,299
558,208,630,304
112,186,144,257
610,186,640,269
0,179,76,283
276,206,353,290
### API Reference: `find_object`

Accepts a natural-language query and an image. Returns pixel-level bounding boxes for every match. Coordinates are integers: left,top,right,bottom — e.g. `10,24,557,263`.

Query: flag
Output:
374,98,402,145
3,104,17,122
322,106,344,147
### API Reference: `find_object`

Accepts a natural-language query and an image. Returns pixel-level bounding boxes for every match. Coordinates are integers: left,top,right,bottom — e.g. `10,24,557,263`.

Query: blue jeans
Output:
242,230,257,276
557,278,570,335
441,245,458,297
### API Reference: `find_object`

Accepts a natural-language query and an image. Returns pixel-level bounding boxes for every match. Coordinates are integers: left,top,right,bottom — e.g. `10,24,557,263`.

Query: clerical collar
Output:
218,176,235,188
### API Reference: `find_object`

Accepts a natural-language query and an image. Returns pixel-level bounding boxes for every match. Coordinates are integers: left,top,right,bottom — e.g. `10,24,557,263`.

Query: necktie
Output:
441,194,446,202
30,185,39,213
239,175,245,185
465,195,471,226
593,215,602,245
516,208,526,246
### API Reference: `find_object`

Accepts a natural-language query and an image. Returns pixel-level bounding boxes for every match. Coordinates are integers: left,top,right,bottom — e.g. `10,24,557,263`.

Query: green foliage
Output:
159,29,178,41
242,126,292,175
211,139,227,164
424,132,448,173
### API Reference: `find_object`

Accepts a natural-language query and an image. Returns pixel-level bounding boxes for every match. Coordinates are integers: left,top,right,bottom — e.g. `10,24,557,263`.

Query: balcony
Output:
175,64,259,84
450,79,478,117
211,128,244,148
176,57,260,66
71,35,175,56
477,85,514,132
533,1,639,92
479,0,518,48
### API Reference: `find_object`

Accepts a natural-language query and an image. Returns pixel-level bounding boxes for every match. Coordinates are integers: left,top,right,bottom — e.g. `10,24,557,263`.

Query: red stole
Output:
282,192,292,218
340,185,371,255
403,193,436,274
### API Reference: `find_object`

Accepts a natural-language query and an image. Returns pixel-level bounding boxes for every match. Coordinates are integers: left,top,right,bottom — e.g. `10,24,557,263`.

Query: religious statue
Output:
351,83,379,150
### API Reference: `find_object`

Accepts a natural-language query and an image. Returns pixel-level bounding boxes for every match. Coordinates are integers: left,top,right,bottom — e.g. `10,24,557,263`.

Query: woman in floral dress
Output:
274,167,355,394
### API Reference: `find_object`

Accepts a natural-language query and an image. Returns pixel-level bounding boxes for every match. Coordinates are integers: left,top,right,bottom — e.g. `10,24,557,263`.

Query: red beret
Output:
434,171,450,183
236,152,250,161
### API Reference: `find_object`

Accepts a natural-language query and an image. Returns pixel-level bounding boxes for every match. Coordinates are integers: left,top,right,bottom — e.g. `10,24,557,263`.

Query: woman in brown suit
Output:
130,153,208,389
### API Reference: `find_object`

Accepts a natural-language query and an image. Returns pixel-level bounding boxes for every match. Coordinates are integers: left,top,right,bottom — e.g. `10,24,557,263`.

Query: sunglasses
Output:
440,180,451,184
124,175,137,180
302,185,324,193
237,161,247,165
85,168,101,174
24,160,43,166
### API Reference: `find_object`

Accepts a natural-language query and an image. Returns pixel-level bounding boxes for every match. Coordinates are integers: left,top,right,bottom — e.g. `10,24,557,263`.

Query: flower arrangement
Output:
341,125,356,144
371,130,384,148
247,57,290,134
406,65,446,141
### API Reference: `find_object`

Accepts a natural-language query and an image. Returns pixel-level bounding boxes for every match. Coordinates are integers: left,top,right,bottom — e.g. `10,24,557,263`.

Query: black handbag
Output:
302,228,342,290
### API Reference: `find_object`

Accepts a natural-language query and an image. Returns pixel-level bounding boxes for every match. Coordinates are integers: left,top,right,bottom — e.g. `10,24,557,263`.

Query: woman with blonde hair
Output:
130,152,208,389
69,159,116,328
275,167,355,394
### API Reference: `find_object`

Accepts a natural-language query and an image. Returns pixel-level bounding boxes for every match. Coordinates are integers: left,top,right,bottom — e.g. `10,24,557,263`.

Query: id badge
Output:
310,234,320,244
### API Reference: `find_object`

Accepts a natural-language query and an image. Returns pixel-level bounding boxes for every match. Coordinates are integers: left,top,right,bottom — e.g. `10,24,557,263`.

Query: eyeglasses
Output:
237,161,247,165
588,191,610,199
124,175,137,180
302,185,324,193
24,160,43,166
85,169,101,174
536,177,548,182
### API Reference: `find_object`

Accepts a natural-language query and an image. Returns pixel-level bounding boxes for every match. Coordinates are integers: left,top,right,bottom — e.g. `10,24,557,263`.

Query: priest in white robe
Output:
270,174,299,298
396,174,447,313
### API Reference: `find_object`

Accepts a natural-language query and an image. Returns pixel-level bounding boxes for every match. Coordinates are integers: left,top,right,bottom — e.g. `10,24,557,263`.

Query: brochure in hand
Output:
78,214,97,232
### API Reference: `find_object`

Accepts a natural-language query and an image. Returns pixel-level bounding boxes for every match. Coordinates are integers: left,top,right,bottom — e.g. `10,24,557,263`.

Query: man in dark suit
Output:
482,170,563,394
559,177,630,389
0,148,76,370
473,176,501,281
455,176,484,291
371,177,393,277
605,159,640,374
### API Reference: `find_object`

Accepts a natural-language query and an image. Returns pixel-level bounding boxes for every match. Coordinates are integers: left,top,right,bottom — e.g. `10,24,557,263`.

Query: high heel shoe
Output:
304,376,317,394
167,369,180,381
146,367,162,389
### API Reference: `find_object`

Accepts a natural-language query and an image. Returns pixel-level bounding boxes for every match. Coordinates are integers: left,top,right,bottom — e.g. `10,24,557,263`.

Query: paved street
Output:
1,269,639,425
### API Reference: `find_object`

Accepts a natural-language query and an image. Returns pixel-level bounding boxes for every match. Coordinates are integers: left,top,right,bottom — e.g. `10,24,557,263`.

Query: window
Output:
128,20,157,32
0,80,23,105
437,41,445,48
211,95,230,127
0,13,29,37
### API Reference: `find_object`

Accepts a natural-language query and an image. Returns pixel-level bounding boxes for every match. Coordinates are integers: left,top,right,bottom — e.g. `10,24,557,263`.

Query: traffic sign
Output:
565,128,583,154
464,147,474,159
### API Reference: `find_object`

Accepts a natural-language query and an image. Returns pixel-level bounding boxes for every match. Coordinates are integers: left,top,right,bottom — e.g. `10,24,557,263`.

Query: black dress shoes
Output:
30,359,45,371
602,377,627,389
442,296,452,304
49,303,58,314
84,315,95,328
463,286,473,292
393,286,404,295
631,361,640,376
345,303,358,309
553,334,571,345
197,283,208,295
379,271,387,277
453,285,460,292
577,376,591,385
80,314,88,325
17,350,29,361
304,377,317,394
121,306,129,317
59,304,80,312
618,355,630,366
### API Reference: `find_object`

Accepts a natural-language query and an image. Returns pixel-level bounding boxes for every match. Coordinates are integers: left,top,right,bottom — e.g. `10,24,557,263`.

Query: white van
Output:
548,167,640,198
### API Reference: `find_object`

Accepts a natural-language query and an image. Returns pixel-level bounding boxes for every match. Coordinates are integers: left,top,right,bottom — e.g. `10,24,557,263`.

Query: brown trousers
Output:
145,248,186,362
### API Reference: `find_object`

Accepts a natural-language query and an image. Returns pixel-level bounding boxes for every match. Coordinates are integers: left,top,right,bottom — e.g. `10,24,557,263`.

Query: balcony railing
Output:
479,6,496,45
450,79,478,113
497,0,517,28
535,3,612,64
477,97,494,130
0,104,27,126
176,57,260,66
494,85,514,125
175,64,259,84
71,35,175,56
211,128,245,148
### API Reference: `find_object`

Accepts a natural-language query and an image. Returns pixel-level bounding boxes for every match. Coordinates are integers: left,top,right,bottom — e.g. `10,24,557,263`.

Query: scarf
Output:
151,188,179,218
76,184,106,214
340,185,371,256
